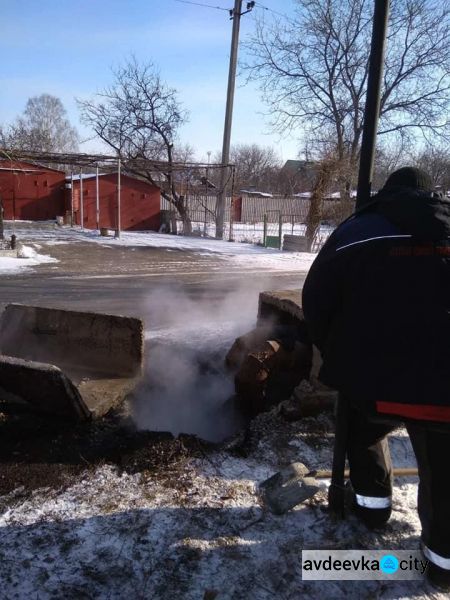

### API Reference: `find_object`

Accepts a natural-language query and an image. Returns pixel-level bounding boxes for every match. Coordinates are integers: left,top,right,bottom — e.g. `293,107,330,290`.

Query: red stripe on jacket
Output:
377,401,450,422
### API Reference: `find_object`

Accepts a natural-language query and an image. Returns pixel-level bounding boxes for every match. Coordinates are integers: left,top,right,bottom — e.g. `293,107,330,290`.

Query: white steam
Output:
132,279,283,442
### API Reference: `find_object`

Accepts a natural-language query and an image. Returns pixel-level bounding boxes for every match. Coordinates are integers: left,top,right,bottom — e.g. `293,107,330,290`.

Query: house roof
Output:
66,171,160,189
293,190,357,199
240,189,273,198
0,159,64,174
281,159,316,175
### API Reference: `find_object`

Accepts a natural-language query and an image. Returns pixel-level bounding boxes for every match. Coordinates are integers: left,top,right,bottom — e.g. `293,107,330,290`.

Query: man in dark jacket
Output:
302,167,450,591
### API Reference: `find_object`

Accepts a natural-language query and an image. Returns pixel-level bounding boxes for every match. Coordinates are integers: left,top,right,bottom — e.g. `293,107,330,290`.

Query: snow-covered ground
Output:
0,244,58,274
2,222,319,274
190,220,332,250
0,412,442,600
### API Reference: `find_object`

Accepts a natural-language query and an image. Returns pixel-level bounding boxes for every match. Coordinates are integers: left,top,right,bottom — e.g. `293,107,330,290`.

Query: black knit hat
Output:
383,167,433,192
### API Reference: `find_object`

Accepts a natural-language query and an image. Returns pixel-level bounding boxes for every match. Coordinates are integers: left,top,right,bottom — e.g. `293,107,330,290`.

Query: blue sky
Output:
0,0,300,162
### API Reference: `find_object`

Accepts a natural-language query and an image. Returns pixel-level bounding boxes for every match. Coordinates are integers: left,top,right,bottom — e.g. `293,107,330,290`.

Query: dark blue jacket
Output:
302,188,450,423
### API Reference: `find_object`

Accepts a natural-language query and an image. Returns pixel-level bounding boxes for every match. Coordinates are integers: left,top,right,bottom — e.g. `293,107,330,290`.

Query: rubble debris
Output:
234,340,311,415
0,355,90,421
280,380,338,421
225,326,272,370
258,461,322,514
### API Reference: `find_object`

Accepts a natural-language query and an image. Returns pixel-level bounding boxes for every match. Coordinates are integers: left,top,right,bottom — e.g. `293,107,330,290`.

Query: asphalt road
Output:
1,233,307,325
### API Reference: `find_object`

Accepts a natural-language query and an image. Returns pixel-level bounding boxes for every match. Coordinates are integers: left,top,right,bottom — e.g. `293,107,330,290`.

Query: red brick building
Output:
69,173,161,231
0,160,66,221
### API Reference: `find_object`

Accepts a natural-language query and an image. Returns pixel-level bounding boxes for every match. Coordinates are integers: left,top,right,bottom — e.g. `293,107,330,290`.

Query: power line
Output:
172,0,230,11
254,2,294,22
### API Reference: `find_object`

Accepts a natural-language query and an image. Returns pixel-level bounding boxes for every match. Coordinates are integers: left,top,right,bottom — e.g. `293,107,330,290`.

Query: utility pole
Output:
355,0,390,209
216,0,255,239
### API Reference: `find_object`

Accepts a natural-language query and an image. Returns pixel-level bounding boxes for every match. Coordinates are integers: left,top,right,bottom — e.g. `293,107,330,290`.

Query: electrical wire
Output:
254,2,295,22
173,0,230,11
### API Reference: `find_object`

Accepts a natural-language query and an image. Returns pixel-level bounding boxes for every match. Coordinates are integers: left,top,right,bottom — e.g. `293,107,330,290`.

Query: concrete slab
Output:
0,304,144,421
77,376,141,419
0,304,144,378
0,355,91,421
258,290,303,324
256,288,324,390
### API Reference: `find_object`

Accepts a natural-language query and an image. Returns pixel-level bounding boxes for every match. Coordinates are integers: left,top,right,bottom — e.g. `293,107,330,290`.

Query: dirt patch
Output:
0,407,212,497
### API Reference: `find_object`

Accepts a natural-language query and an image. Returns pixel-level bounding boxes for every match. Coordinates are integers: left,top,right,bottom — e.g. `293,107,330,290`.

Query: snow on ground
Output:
0,413,442,600
0,244,58,274
3,221,319,274
192,221,332,251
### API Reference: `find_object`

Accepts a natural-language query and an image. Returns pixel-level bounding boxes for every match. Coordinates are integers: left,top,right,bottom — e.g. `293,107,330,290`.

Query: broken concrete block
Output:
0,304,144,379
258,290,304,323
0,304,145,421
0,355,91,421
280,380,338,421
78,376,141,419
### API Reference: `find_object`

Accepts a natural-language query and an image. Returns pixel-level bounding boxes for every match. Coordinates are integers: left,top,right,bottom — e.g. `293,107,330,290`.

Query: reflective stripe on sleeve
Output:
335,234,412,252
423,545,450,570
355,494,392,509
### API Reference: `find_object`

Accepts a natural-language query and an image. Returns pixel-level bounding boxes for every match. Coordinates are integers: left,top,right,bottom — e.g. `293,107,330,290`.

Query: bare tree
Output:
372,141,408,190
416,144,450,194
278,157,318,196
244,0,450,198
211,144,280,193
218,143,281,192
3,94,79,152
78,58,192,232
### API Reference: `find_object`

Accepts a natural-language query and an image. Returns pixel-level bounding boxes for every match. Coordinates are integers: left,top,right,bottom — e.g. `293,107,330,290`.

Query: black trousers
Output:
347,404,450,564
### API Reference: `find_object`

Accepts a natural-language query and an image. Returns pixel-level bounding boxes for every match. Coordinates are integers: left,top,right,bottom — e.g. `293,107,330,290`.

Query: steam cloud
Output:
132,278,282,442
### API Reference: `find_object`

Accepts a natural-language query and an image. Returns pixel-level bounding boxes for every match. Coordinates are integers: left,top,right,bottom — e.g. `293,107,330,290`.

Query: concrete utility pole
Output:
356,0,390,209
216,0,255,239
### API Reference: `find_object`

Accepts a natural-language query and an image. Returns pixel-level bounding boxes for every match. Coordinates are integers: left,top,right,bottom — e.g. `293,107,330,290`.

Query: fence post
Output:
79,167,84,230
278,213,283,249
70,172,74,227
263,213,267,247
229,197,235,242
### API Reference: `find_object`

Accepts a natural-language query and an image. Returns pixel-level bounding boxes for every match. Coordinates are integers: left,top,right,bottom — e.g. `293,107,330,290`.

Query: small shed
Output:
68,173,161,231
0,160,66,221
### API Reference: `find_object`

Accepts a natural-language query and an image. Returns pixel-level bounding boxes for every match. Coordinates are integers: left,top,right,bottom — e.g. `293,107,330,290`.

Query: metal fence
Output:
161,193,334,248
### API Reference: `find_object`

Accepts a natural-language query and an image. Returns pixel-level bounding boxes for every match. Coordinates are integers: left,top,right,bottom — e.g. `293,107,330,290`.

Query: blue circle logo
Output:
380,555,399,574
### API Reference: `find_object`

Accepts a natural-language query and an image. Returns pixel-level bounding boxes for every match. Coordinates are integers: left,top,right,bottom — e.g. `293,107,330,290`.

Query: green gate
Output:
263,211,282,249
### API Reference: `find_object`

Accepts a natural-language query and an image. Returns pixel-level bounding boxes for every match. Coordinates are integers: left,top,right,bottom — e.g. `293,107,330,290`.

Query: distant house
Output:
280,160,317,194
239,189,273,198
293,190,357,201
68,173,161,231
0,159,66,221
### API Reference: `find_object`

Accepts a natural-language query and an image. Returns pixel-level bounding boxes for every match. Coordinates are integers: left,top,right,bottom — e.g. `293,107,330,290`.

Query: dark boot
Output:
345,481,392,529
